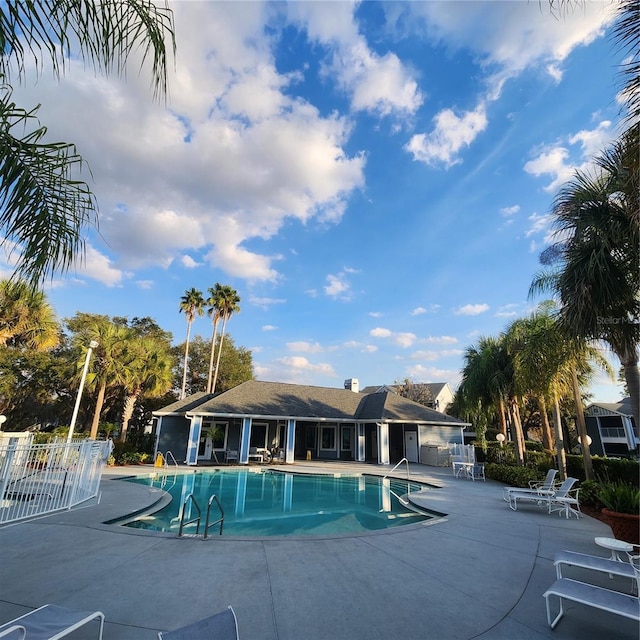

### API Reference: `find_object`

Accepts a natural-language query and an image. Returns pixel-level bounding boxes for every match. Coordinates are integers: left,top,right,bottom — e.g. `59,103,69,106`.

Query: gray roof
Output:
153,391,213,415
154,380,468,426
360,382,448,397
588,397,633,417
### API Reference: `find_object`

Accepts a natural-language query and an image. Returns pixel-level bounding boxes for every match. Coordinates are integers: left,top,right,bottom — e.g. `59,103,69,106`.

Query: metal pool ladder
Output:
383,457,410,481
178,493,225,538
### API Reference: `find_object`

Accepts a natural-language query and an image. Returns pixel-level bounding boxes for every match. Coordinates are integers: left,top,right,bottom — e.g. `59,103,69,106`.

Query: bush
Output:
578,480,603,508
597,481,640,515
484,463,540,487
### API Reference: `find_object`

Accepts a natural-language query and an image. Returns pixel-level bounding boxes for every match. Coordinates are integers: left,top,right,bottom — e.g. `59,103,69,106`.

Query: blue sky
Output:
2,1,629,401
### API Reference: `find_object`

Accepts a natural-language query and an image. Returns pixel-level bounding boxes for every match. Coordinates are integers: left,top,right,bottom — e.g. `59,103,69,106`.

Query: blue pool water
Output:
122,469,435,537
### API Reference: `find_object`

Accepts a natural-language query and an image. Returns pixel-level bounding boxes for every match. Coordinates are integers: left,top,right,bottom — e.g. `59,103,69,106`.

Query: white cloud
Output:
324,272,351,299
249,296,287,309
411,307,426,316
12,2,366,285
288,2,422,117
287,341,324,354
423,335,459,345
500,205,520,217
181,255,200,268
369,327,416,348
262,325,277,332
524,120,614,192
406,104,488,167
454,304,489,316
370,327,392,338
136,280,154,290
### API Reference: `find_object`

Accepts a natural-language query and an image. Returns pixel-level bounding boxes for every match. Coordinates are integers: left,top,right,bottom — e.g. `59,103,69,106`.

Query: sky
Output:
1,0,631,403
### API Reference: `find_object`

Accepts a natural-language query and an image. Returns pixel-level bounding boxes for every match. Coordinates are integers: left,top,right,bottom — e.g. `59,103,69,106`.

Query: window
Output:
321,426,336,450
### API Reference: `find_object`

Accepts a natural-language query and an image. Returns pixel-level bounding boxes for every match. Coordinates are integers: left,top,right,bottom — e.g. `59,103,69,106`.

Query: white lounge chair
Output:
554,550,637,580
0,604,104,639
507,476,577,512
158,606,238,639
548,481,581,519
502,468,557,502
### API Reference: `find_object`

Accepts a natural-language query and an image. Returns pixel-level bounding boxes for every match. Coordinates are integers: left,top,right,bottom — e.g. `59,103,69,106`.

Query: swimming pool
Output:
121,469,437,537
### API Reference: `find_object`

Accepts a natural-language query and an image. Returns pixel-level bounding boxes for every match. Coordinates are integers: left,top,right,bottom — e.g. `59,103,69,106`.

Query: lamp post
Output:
67,340,98,443
496,433,505,447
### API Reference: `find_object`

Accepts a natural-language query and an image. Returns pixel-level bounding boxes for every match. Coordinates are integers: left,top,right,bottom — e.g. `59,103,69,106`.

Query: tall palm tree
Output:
120,336,173,443
206,284,226,394
0,1,175,285
531,129,640,432
506,305,612,480
66,315,131,439
210,286,240,395
0,279,59,350
458,335,526,465
179,288,205,399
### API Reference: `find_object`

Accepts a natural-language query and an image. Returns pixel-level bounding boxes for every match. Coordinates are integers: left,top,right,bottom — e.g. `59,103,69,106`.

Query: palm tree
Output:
66,315,131,439
205,284,226,394
210,286,240,395
457,335,526,465
506,305,612,480
0,280,59,350
531,129,640,433
0,1,175,284
120,336,173,443
179,288,205,399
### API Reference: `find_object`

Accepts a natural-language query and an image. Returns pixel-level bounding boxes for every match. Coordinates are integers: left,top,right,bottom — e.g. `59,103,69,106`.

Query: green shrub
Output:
579,480,603,509
597,481,640,515
484,463,540,487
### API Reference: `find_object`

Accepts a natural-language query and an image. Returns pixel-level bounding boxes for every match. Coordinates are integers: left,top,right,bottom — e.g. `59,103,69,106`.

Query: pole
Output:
67,341,98,443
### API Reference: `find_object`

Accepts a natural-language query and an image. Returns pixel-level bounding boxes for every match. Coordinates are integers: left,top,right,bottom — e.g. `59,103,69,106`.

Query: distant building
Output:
152,380,469,466
359,382,454,414
585,398,638,457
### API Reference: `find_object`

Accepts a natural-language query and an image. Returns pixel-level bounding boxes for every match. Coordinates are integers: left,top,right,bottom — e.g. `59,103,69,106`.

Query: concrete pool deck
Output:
0,461,637,640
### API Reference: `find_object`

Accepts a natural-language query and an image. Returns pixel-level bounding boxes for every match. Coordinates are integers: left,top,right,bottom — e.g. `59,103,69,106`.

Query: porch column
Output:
186,416,202,466
239,417,252,464
377,422,390,465
285,419,296,463
153,417,163,460
356,423,365,462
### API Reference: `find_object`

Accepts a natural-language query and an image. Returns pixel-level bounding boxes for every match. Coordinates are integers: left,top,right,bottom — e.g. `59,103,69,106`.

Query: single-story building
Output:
153,380,470,466
585,397,638,457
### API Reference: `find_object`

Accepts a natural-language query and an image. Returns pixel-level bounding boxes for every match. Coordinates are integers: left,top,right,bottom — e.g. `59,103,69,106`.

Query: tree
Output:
210,286,241,395
531,129,640,434
457,335,526,465
505,305,612,480
393,378,434,407
179,288,205,399
0,1,175,284
205,284,225,394
66,313,131,438
119,336,173,443
0,279,59,350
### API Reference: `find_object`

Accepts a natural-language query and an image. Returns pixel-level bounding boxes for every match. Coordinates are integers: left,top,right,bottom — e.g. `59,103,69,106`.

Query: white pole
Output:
67,341,98,443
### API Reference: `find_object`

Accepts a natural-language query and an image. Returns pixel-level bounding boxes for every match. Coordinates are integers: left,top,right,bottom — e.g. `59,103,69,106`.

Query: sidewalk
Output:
0,462,637,639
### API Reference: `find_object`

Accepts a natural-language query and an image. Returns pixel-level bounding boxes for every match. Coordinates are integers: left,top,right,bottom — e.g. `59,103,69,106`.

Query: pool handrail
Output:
204,494,224,538
163,451,179,469
383,458,410,482
178,493,201,537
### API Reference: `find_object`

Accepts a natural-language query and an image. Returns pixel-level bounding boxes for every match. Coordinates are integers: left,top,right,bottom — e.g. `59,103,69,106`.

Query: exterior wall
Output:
418,425,463,448
156,416,191,463
434,385,454,413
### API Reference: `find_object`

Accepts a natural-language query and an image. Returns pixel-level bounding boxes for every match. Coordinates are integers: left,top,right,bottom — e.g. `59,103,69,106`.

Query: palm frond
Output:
0,87,97,284
0,0,175,98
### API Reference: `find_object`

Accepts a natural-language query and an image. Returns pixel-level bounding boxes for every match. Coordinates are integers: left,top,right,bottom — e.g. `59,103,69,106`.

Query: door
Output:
404,431,418,463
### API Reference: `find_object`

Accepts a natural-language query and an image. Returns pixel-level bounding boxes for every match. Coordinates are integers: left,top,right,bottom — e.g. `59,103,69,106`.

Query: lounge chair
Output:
507,477,577,513
0,604,104,639
471,463,485,481
158,606,238,639
554,550,637,580
548,481,581,519
224,450,239,464
502,468,557,502
543,578,639,629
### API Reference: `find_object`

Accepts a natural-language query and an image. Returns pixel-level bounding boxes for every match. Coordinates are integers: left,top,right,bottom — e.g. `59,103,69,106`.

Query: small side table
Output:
595,536,634,562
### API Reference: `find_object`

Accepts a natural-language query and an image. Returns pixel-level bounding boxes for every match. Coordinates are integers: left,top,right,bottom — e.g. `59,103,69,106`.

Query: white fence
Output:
448,443,475,464
0,439,109,525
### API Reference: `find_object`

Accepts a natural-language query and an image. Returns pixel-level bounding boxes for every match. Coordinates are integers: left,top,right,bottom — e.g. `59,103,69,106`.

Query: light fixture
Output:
67,341,98,443
496,433,505,446
0,415,6,430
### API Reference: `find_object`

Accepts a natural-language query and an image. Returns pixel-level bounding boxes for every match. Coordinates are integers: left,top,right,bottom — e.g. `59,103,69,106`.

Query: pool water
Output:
122,469,435,537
